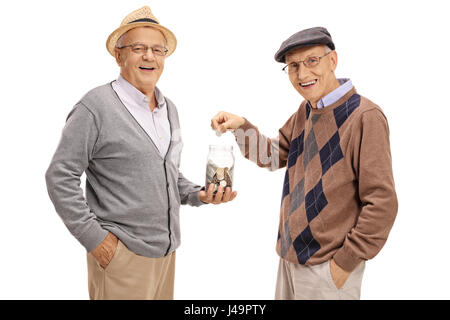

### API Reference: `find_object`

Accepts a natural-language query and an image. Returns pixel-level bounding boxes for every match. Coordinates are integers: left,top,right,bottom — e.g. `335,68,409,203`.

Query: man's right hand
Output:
211,111,245,134
90,232,119,269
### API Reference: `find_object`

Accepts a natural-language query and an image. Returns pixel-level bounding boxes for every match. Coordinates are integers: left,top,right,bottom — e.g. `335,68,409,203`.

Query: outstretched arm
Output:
211,111,295,171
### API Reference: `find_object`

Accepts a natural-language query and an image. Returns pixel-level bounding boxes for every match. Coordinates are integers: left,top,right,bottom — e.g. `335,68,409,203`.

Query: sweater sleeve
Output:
232,112,296,171
45,104,108,253
333,109,398,272
177,172,205,207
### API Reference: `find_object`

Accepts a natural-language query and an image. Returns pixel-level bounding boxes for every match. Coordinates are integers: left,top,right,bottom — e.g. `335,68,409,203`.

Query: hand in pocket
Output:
329,259,350,289
90,232,119,269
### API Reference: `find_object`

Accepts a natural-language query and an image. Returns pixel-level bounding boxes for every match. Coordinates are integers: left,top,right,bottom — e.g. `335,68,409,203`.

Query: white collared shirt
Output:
112,75,171,157
317,78,353,109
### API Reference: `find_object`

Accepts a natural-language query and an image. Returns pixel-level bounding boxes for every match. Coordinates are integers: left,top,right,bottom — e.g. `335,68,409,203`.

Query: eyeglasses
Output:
116,43,168,56
282,51,332,74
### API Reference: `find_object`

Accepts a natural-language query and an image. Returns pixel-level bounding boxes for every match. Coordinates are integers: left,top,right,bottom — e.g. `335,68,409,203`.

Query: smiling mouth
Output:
139,66,155,71
299,79,317,88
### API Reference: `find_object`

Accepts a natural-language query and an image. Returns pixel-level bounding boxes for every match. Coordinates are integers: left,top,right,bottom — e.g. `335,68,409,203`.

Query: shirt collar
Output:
116,74,165,110
316,78,353,109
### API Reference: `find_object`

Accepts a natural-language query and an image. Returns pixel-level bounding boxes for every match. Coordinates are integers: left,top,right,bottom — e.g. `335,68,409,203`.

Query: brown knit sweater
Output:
233,87,398,272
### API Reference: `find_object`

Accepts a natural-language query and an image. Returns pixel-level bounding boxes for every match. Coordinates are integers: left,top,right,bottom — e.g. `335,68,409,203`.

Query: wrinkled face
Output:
285,45,338,106
114,27,167,92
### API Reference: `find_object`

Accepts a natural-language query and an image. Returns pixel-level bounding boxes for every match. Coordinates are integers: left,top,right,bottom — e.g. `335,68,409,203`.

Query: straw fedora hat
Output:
106,6,177,57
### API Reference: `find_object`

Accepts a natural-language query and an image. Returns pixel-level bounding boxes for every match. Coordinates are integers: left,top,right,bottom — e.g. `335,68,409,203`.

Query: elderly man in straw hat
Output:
45,6,236,300
211,27,398,299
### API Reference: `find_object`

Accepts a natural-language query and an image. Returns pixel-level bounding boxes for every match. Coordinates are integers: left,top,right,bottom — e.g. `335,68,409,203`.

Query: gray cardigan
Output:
45,82,204,258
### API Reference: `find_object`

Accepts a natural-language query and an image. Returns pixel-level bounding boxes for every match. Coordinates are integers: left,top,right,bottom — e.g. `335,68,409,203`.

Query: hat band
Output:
128,18,159,24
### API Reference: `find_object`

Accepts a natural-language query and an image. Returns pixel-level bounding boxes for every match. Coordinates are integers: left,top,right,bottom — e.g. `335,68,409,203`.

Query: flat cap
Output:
274,27,335,63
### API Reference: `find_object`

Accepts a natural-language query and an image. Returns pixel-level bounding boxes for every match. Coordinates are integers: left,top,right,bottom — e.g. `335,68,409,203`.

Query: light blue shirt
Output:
112,75,171,157
317,78,353,109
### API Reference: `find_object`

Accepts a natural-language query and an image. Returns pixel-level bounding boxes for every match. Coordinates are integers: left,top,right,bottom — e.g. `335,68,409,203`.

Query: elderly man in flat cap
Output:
45,6,236,300
212,27,398,300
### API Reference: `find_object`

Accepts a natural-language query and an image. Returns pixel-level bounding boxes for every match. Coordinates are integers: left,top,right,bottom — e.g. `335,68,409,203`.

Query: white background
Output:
0,0,449,299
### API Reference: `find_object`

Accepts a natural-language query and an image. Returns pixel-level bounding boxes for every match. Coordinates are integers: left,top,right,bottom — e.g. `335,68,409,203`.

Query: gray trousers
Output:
275,258,365,300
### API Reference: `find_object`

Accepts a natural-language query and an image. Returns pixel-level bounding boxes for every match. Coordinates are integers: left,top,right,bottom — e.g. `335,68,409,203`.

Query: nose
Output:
296,62,309,81
142,49,156,61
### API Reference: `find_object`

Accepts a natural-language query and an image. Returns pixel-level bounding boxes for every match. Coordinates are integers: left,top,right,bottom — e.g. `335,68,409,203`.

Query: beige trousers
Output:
87,240,176,300
275,258,365,300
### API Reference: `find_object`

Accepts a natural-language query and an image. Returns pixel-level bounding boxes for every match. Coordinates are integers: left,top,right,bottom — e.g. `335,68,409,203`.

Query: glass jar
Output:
205,145,235,193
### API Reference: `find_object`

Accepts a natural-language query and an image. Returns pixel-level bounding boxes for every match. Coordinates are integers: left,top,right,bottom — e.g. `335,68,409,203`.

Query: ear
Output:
114,47,123,67
329,50,338,72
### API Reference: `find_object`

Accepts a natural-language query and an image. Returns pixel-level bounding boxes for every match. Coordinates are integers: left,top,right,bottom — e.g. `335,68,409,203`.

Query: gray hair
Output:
116,32,127,48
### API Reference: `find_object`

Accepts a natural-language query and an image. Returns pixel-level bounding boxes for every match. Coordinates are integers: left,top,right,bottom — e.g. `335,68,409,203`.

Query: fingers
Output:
201,184,238,204
211,111,245,133
213,187,238,204
98,256,110,269
218,119,233,133
211,111,236,132
221,188,237,202
221,187,232,202
211,117,219,130
211,111,227,130
92,243,115,269
212,185,225,204
204,183,215,203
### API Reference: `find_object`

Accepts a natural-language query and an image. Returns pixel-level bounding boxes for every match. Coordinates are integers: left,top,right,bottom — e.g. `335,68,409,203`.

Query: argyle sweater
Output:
234,87,398,272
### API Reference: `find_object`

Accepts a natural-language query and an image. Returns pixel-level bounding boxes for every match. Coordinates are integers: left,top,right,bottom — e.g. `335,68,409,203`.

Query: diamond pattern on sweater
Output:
277,93,362,265
333,94,361,128
306,103,311,120
312,114,321,124
280,219,292,258
293,225,321,264
288,130,304,169
289,178,305,215
305,179,328,223
303,129,318,169
319,131,344,175
281,170,290,202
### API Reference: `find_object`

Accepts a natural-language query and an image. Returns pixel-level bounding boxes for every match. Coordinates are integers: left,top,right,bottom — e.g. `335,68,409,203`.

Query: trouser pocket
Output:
98,240,122,272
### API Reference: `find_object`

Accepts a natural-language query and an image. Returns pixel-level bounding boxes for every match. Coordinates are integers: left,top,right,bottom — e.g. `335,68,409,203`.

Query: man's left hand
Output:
329,259,351,289
199,184,237,204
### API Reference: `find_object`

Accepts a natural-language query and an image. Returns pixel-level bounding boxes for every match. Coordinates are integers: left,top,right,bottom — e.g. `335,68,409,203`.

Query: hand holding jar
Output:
198,145,237,204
